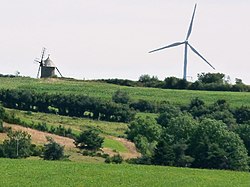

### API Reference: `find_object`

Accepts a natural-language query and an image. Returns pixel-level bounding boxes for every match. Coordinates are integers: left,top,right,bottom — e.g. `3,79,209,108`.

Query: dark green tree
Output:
3,130,32,158
74,129,104,150
154,115,196,166
189,118,249,171
234,123,250,156
43,137,65,160
112,90,130,104
197,73,225,84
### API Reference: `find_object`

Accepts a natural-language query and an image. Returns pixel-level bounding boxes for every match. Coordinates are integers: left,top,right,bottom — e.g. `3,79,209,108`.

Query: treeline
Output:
98,73,250,92
0,89,135,123
127,98,250,171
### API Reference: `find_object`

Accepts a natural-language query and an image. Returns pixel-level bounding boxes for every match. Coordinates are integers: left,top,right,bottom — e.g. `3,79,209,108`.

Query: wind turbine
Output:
149,4,215,80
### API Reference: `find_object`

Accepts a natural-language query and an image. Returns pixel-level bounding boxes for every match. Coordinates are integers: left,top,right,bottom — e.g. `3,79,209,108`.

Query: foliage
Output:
74,129,104,150
2,130,32,158
112,90,130,104
127,116,162,156
0,119,3,133
197,73,225,84
189,118,249,171
233,106,250,124
0,89,135,123
43,137,65,160
0,104,4,120
157,105,181,128
234,123,250,156
153,115,197,167
105,154,123,164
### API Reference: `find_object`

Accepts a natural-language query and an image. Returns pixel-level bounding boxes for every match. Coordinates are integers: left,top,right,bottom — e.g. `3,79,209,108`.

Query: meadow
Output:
0,158,249,187
0,77,250,107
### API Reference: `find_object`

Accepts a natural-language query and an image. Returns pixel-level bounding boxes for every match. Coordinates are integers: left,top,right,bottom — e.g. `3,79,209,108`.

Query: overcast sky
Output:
1,0,250,84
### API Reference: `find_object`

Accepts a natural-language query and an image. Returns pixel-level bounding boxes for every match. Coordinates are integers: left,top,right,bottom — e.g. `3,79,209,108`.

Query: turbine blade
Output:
149,41,185,53
188,43,215,70
186,4,197,40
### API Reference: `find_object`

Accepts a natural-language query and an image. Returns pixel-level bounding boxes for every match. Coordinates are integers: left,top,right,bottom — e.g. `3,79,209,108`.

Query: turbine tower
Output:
149,4,215,80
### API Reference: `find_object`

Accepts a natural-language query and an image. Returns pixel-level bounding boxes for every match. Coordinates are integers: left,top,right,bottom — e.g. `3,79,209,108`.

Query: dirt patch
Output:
2,123,141,160
3,123,76,150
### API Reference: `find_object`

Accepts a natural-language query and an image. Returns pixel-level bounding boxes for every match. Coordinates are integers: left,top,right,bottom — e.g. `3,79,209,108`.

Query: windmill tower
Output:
35,48,63,78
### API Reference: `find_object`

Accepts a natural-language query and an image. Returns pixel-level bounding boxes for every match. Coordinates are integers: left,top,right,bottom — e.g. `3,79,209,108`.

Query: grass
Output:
103,138,128,153
0,77,250,107
0,158,249,187
6,108,128,137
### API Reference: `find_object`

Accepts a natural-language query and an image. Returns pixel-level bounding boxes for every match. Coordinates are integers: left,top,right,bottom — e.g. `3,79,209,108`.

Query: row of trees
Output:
127,98,250,171
0,89,135,123
99,73,250,92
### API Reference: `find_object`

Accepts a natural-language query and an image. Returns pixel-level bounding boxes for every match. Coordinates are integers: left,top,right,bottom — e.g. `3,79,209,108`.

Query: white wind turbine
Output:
149,4,215,80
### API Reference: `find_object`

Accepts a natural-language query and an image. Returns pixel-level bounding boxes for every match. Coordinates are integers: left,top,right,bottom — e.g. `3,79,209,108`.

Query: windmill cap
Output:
44,55,56,67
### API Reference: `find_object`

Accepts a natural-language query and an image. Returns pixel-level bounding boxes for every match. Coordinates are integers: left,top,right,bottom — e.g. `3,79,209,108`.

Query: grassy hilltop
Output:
0,77,250,107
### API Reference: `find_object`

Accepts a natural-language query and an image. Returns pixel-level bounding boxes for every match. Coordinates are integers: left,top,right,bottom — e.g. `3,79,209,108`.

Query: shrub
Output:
74,129,104,150
105,154,123,164
112,90,130,104
43,137,65,160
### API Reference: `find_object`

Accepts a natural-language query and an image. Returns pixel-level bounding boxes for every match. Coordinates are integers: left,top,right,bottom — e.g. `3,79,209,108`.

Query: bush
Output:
105,154,123,164
74,129,104,150
112,90,130,104
0,120,3,133
2,130,32,159
43,137,65,160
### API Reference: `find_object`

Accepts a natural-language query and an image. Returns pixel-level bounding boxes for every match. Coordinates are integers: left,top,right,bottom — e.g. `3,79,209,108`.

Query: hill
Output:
0,158,249,187
0,77,249,107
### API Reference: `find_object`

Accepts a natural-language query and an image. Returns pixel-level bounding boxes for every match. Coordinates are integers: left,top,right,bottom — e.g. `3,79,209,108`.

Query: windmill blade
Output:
186,4,197,40
188,43,215,70
56,67,63,77
40,47,46,62
37,66,41,78
149,41,185,53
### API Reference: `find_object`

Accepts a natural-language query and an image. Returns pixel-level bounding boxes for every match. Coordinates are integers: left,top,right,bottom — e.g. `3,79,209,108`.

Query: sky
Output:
1,0,250,84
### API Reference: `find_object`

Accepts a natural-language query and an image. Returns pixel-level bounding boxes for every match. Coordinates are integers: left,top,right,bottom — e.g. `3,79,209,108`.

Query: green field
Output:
6,109,128,137
0,158,249,187
0,77,250,107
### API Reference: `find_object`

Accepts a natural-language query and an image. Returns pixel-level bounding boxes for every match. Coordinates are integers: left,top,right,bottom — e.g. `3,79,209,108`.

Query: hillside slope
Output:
0,77,249,107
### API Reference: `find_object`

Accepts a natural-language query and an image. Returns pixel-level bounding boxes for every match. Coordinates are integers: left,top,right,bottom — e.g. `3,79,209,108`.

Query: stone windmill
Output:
35,47,63,78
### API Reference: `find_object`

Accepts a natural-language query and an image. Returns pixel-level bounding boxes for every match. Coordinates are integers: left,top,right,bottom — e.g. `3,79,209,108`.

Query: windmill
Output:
149,4,215,80
34,48,63,78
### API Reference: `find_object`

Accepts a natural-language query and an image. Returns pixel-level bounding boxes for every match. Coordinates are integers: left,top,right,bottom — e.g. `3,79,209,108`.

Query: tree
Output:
197,73,225,84
157,105,181,128
234,123,250,156
3,130,32,158
43,137,65,160
0,104,4,120
127,116,162,143
189,118,249,171
112,90,130,104
153,115,197,167
0,119,3,133
127,116,162,156
74,129,104,150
